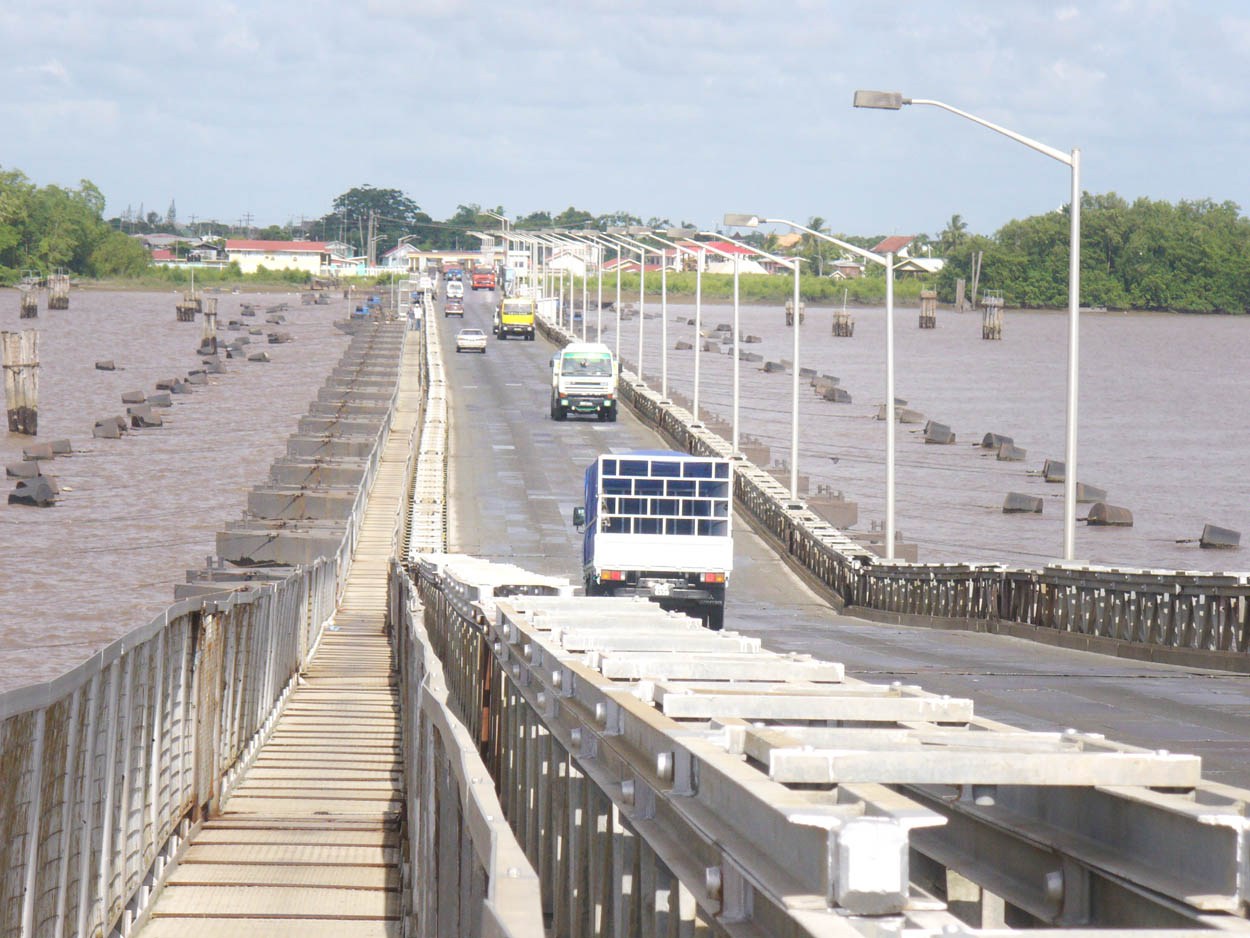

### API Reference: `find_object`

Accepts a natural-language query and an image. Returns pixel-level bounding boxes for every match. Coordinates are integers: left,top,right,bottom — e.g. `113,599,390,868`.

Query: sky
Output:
4,0,1250,240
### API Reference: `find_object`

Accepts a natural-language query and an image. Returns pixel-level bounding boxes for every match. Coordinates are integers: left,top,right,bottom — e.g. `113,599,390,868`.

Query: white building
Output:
225,240,351,275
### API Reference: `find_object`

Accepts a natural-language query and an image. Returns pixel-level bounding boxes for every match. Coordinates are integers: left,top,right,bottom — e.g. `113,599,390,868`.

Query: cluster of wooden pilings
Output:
784,299,806,326
2,330,39,434
175,290,202,322
19,286,38,319
832,308,854,336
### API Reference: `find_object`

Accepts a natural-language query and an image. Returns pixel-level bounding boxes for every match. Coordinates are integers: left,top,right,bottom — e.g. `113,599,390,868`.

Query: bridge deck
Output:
139,330,422,937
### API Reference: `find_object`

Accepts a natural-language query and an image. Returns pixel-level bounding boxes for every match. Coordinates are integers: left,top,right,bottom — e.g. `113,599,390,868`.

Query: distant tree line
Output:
5,166,1250,311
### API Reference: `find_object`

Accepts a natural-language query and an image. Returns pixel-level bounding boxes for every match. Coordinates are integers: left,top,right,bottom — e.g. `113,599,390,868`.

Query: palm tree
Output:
938,214,969,254
803,216,831,276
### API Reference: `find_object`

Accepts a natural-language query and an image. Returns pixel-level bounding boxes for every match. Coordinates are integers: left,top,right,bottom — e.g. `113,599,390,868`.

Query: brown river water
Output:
606,299,1250,573
0,289,352,693
4,288,1248,694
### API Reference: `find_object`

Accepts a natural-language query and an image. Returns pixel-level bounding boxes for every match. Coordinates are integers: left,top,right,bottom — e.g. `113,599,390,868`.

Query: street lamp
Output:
606,228,656,384
705,231,804,495
853,89,1082,561
725,213,899,557
641,231,703,404
573,230,624,354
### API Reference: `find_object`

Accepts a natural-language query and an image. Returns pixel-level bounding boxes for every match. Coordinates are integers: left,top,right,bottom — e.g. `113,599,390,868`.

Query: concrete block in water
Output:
204,360,227,374
899,408,925,425
924,422,956,444
1003,492,1043,514
799,366,816,378
1075,483,1107,503
9,476,58,507
268,331,293,344
1043,458,1065,482
129,405,164,428
808,490,858,528
7,461,42,478
738,441,770,467
266,313,287,324
23,443,55,461
247,488,358,521
50,439,71,455
170,380,192,394
812,375,840,393
742,334,762,343
997,443,1027,461
185,370,209,385
766,467,809,495
1086,502,1132,526
93,417,123,439
740,351,764,363
121,390,146,404
763,361,786,373
1200,524,1240,549
674,340,693,350
155,377,180,390
95,360,116,371
701,340,720,353
822,386,852,403
714,323,732,333
248,351,272,363
982,432,1013,449
249,327,264,336
147,392,173,407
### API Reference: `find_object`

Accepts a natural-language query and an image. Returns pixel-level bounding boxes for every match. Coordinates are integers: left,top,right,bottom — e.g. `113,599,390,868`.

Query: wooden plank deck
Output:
140,330,422,937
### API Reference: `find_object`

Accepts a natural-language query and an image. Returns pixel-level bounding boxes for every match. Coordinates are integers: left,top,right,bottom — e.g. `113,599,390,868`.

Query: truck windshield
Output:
562,353,613,376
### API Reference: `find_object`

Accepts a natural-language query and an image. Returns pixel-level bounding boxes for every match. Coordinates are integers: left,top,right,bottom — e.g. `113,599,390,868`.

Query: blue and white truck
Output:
573,451,733,629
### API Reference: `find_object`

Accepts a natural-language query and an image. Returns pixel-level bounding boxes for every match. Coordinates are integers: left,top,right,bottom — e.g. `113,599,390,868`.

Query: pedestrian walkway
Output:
139,330,423,937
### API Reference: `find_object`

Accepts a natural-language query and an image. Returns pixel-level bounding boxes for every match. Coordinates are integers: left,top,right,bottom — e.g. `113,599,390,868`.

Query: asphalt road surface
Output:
437,289,1250,787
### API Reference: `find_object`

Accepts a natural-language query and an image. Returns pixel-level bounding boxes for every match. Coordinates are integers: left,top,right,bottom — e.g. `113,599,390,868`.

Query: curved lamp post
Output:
641,231,703,404
726,213,899,557
853,90,1081,561
606,228,656,384
709,229,804,502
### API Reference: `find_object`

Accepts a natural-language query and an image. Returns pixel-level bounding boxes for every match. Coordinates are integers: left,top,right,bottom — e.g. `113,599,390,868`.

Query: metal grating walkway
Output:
139,330,423,938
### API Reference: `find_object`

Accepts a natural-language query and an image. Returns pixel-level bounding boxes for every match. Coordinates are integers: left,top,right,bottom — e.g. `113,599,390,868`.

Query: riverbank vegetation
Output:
5,167,1250,312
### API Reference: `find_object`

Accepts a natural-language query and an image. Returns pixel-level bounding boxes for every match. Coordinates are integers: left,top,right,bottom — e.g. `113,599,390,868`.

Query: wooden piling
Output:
784,299,806,327
2,330,40,435
175,290,201,322
832,309,854,337
919,289,937,329
201,297,218,354
47,270,70,309
19,285,38,319
982,293,1004,340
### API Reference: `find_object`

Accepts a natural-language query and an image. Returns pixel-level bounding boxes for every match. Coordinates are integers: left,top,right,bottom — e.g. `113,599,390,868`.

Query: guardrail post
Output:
192,612,224,820
19,708,46,938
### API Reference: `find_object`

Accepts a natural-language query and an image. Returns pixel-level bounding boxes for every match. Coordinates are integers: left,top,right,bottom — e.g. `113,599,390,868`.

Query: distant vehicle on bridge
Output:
444,297,463,318
445,280,464,300
573,451,733,629
444,265,463,282
493,296,536,341
550,341,616,421
471,268,496,291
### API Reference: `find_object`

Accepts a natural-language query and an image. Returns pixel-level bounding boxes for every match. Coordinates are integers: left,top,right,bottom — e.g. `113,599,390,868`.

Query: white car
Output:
455,328,487,353
446,281,465,299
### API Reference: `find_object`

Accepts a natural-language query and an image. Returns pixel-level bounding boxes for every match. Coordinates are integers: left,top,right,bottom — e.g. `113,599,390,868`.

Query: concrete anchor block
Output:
1075,483,1108,503
121,390,146,404
95,360,116,371
267,331,293,344
170,380,192,394
23,443,55,461
714,323,732,333
1200,524,1240,549
763,361,786,373
1086,502,1133,526
740,351,764,363
92,418,123,439
248,351,272,363
997,443,1027,462
822,386,852,403
674,340,693,350
799,366,817,378
154,377,180,390
147,392,173,407
6,461,42,478
185,371,209,385
742,334,762,343
1043,458,1065,483
924,422,956,444
982,432,1014,449
1004,492,1043,513
9,476,58,507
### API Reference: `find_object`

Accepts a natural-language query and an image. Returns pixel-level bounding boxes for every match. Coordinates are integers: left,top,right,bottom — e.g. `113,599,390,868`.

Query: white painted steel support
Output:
790,257,802,502
885,251,896,558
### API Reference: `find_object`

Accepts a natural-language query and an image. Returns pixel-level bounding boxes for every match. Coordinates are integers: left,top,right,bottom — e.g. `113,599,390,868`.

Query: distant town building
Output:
225,240,352,275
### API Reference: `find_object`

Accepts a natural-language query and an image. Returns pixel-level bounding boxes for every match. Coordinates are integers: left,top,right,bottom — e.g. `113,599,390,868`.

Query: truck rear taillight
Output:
700,572,726,584
600,570,625,581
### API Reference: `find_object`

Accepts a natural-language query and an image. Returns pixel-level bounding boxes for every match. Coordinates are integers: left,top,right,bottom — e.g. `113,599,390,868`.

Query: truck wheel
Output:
606,405,617,423
705,606,724,631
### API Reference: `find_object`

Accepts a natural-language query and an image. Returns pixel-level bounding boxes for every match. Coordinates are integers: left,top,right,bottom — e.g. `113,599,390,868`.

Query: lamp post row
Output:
491,93,1080,563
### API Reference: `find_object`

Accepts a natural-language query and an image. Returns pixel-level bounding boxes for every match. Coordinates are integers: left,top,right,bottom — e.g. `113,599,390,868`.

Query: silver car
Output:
455,328,487,354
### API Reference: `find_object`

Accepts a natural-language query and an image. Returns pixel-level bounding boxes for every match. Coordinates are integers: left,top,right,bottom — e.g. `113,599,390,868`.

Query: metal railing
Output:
534,310,1250,671
0,322,407,938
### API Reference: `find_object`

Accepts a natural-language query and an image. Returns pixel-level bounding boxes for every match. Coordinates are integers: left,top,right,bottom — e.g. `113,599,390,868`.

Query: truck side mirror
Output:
572,507,586,529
